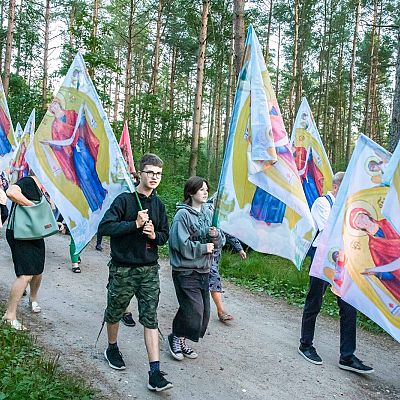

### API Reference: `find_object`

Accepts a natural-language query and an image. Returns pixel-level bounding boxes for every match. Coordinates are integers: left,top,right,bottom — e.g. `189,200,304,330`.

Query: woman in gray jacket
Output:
168,176,224,361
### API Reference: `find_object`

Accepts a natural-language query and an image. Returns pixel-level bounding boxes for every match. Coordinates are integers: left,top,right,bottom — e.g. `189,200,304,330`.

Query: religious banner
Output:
10,109,36,183
119,121,136,174
0,79,16,171
311,134,400,342
214,25,315,269
381,139,400,235
25,52,134,253
290,97,333,208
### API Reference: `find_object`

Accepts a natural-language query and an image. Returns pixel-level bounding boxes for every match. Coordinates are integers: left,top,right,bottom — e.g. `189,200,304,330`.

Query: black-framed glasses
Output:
141,170,163,179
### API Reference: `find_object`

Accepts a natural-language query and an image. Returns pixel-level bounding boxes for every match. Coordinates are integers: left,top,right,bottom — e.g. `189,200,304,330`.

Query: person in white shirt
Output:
298,172,374,374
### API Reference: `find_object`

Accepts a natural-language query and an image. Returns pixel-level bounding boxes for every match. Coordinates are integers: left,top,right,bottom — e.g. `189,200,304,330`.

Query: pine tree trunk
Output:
0,0,5,74
169,46,177,171
369,1,382,142
389,31,400,152
264,0,273,64
14,0,23,76
149,0,164,95
69,1,76,62
275,24,281,94
89,0,99,79
316,0,328,126
322,0,333,145
3,0,16,95
113,48,121,123
188,0,210,176
207,84,216,180
223,32,234,151
185,69,191,139
363,0,378,137
123,0,135,119
288,0,299,130
346,0,361,162
233,0,245,78
214,66,223,181
42,0,50,109
331,38,344,164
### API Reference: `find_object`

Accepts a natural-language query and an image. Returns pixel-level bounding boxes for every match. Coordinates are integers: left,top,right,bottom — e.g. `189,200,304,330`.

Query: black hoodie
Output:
98,191,168,267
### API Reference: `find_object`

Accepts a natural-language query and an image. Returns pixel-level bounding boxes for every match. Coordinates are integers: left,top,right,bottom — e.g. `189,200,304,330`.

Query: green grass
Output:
220,250,384,334
0,309,95,400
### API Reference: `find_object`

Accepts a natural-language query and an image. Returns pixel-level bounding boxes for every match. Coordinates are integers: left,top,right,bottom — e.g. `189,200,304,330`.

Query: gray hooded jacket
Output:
169,202,225,273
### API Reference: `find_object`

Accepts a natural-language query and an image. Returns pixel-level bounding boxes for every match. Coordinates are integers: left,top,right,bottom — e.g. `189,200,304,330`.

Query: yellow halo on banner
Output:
327,247,340,264
345,200,378,237
364,156,382,177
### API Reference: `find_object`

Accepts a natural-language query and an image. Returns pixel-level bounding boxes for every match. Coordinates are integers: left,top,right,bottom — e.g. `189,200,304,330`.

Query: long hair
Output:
183,176,209,205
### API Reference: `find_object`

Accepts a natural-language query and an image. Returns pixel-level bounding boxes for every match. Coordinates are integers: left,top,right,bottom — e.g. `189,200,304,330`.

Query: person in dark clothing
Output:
2,176,45,330
98,154,172,392
95,234,103,251
0,189,8,225
168,177,225,361
0,172,9,225
298,172,374,374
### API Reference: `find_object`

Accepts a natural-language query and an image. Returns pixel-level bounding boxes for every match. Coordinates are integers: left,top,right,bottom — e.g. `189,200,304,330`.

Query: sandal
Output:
29,300,41,313
2,316,27,331
72,266,81,273
218,313,234,323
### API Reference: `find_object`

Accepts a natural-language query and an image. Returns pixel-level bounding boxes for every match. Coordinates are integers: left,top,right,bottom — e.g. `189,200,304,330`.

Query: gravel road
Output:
0,233,399,400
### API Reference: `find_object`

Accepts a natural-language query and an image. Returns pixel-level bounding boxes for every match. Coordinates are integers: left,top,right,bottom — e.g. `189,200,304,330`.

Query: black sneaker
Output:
167,334,183,361
95,244,103,251
121,312,136,327
180,338,198,359
104,347,126,370
147,371,173,392
298,345,323,365
339,355,374,374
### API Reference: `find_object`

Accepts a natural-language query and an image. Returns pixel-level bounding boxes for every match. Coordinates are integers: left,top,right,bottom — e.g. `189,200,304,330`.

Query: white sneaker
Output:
180,338,198,359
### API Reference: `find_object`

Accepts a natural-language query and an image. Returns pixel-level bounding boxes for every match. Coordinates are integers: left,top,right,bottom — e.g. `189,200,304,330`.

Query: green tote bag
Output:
11,196,59,240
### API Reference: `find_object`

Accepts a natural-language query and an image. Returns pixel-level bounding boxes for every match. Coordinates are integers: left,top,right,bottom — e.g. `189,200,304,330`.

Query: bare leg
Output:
4,275,32,320
211,291,225,316
29,274,42,303
107,322,119,344
144,327,159,362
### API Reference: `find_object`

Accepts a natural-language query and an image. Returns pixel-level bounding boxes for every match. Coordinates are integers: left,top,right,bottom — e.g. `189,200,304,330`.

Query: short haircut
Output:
333,171,345,186
183,176,209,205
139,154,163,170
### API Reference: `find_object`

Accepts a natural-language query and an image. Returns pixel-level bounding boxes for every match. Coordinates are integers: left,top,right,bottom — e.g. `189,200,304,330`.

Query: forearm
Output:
98,220,137,237
6,186,33,206
226,233,243,252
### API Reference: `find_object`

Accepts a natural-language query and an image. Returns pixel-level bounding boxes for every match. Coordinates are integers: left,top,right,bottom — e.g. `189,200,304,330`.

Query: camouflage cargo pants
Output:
104,261,160,329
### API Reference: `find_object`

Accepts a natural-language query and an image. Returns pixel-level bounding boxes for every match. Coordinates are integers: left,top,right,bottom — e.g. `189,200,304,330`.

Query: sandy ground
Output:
0,233,399,400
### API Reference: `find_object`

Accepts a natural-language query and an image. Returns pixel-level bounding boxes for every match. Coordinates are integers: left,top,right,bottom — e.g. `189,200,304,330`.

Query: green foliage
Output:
0,308,95,400
220,251,384,334
7,74,44,127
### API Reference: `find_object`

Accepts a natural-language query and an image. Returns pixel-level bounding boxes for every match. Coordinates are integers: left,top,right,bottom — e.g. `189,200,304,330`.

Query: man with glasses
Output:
98,153,173,392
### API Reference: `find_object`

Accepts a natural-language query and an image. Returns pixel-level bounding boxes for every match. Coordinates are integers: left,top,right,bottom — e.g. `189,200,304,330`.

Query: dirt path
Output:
0,233,399,400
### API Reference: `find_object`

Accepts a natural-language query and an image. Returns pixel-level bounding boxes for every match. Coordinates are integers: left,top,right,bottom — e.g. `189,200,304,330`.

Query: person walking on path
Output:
298,172,374,374
168,177,225,361
95,234,103,251
210,231,246,323
2,175,45,330
69,236,82,273
98,153,172,392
